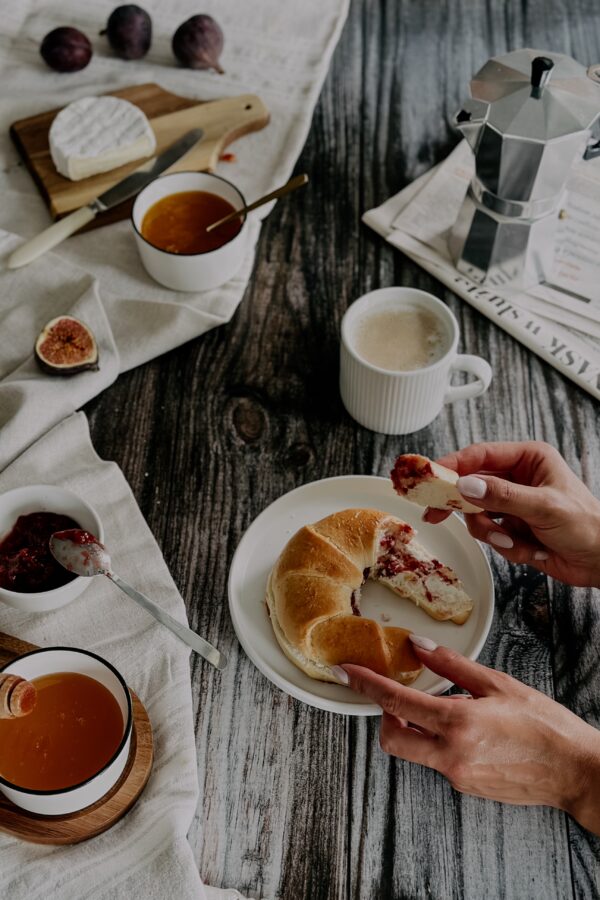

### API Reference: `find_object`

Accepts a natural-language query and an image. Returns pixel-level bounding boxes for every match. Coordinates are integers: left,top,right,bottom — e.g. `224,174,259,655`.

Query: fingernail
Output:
331,665,349,685
409,633,438,651
534,550,549,561
488,531,514,549
457,475,487,499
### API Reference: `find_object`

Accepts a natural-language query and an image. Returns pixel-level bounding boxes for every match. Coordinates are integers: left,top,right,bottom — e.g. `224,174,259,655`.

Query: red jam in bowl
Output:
0,512,82,593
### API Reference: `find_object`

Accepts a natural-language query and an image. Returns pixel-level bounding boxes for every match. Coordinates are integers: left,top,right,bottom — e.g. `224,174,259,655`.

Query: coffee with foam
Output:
352,308,448,372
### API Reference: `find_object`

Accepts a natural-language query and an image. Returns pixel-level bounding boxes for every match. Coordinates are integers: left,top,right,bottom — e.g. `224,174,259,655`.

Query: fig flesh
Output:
34,316,99,376
40,27,92,73
101,5,152,60
172,15,224,74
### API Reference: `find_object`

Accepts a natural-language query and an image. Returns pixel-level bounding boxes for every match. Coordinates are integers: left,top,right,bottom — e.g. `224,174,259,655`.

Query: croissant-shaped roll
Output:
267,509,474,684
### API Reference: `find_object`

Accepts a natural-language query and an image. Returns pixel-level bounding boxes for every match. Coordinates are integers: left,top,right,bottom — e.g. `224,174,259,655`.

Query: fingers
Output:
422,507,451,525
342,664,450,733
463,511,548,564
379,711,439,766
435,441,552,478
497,514,537,544
457,474,554,524
408,639,508,697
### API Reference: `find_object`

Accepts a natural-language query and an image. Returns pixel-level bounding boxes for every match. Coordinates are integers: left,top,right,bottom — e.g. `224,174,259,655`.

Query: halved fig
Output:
34,316,99,376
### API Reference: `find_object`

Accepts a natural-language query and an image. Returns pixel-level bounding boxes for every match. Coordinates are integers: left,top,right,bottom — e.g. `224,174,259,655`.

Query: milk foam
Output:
352,308,448,371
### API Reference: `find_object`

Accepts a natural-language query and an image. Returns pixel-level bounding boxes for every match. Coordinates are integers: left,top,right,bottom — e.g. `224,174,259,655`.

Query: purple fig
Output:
40,27,92,73
101,5,152,60
172,14,224,74
34,316,99,376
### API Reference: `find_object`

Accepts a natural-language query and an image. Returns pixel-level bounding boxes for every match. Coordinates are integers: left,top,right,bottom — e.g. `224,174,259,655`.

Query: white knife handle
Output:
6,206,97,269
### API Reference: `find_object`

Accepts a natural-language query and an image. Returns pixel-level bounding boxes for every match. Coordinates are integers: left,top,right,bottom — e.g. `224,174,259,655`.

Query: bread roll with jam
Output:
266,508,474,684
391,453,483,514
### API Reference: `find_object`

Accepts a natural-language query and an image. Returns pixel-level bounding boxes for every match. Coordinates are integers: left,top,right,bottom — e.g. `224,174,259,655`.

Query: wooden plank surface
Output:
85,0,600,897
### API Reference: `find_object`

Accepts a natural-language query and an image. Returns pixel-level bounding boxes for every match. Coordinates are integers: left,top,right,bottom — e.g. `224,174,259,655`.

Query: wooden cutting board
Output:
10,83,270,230
0,630,153,845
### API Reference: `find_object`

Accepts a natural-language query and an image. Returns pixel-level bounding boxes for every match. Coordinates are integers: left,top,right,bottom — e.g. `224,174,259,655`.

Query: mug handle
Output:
444,354,492,403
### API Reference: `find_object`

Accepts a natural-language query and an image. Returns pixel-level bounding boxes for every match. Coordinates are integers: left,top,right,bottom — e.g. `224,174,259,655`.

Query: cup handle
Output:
443,354,492,403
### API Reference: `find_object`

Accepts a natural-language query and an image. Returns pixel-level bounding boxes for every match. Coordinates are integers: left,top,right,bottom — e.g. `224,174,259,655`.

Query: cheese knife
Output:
7,127,205,270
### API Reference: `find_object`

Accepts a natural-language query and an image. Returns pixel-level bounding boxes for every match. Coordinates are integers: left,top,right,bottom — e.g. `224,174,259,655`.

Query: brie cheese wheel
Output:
49,96,157,181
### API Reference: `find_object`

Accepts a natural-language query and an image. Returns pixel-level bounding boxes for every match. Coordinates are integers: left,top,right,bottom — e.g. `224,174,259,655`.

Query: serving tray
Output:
0,630,153,845
10,82,270,229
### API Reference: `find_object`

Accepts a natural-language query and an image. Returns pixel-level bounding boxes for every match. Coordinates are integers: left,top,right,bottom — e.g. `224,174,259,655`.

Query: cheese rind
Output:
49,96,157,181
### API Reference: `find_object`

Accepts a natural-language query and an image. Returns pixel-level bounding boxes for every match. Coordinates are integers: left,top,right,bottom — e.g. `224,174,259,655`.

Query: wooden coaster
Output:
0,631,153,845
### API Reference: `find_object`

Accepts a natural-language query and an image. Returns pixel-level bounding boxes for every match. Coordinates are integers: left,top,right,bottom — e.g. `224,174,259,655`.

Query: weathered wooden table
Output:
86,1,600,897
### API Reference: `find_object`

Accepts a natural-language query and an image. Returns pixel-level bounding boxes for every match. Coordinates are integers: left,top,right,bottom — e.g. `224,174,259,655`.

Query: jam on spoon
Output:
49,529,228,671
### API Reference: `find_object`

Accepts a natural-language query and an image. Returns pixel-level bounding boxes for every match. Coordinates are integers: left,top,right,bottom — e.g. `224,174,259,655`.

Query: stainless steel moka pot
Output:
449,49,600,289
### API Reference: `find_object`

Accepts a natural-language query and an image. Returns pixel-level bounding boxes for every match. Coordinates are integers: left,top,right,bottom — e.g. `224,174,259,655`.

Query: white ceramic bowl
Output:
0,485,103,613
0,647,132,815
131,170,249,292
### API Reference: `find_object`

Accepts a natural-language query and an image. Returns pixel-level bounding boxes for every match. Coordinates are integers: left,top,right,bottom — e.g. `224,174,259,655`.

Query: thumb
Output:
408,635,506,697
456,473,549,521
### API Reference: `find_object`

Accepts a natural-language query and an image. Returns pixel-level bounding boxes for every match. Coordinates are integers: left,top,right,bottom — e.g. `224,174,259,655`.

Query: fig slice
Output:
34,315,99,376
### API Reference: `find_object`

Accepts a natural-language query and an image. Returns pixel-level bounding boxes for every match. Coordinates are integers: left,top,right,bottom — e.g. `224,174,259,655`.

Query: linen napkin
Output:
0,412,255,900
0,227,257,471
0,0,350,465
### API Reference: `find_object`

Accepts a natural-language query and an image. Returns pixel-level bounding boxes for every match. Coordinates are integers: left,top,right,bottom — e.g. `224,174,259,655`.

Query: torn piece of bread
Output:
391,453,483,514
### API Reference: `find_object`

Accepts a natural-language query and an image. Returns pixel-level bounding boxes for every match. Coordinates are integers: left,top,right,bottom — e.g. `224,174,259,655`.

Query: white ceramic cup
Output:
340,287,492,434
131,171,248,292
0,647,132,815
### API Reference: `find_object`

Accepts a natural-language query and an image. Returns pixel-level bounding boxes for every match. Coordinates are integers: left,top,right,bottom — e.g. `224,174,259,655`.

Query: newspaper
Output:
363,140,600,401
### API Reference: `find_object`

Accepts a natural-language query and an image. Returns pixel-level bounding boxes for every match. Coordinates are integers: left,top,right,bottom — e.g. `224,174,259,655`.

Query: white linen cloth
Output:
0,413,241,899
0,0,349,466
0,0,350,897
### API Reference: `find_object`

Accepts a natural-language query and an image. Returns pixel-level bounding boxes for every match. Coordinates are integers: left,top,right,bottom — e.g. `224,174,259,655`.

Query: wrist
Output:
558,725,600,835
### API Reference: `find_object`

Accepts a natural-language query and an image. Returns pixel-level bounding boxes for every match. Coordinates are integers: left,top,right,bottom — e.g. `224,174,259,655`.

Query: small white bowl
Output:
0,647,132,815
0,485,103,613
131,170,249,292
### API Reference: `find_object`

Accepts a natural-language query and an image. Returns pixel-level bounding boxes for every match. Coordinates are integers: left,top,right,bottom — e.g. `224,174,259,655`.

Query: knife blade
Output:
7,128,204,269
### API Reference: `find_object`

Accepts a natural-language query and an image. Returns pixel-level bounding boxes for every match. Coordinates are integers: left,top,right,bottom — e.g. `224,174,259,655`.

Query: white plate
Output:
228,475,494,715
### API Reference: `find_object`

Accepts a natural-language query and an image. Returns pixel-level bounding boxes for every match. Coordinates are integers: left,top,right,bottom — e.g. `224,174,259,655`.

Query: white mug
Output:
339,287,492,434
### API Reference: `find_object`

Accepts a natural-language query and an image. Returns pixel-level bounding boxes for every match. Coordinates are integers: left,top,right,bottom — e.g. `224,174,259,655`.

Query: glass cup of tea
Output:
339,287,492,434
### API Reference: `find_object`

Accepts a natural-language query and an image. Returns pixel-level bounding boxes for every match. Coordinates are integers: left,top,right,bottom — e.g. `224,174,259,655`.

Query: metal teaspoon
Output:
205,173,309,232
50,529,226,671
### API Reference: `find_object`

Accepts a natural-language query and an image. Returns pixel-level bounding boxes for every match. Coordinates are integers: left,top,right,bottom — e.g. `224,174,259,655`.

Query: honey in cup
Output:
141,190,243,254
352,308,449,372
0,671,124,791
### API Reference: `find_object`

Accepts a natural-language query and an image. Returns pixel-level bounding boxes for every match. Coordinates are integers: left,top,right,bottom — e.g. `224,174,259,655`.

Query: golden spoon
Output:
206,173,309,233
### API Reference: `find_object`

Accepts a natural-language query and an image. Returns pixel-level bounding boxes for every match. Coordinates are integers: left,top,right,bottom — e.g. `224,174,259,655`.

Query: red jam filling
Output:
375,531,456,602
0,512,81,593
391,454,433,494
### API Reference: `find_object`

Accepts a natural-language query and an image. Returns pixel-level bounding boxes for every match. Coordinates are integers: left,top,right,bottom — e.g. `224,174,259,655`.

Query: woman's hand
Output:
336,639,600,835
423,441,600,587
